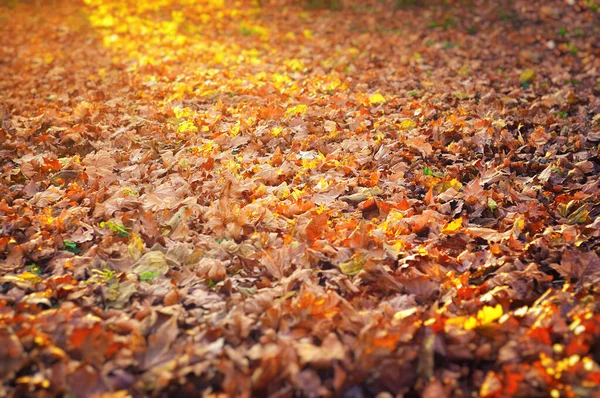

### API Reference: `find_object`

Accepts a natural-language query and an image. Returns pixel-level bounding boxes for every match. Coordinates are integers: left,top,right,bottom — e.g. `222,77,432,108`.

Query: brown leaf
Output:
552,250,600,286
196,257,227,282
296,333,345,367
143,316,179,370
0,329,26,380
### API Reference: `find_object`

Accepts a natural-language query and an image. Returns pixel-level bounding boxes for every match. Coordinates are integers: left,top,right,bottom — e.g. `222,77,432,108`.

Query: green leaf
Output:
131,251,169,279
423,167,444,178
26,263,42,276
554,111,568,119
102,221,130,237
487,198,498,211
64,240,82,254
139,271,161,282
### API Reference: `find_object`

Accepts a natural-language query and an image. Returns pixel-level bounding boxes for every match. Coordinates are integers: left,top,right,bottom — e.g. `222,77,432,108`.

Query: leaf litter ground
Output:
1,0,600,396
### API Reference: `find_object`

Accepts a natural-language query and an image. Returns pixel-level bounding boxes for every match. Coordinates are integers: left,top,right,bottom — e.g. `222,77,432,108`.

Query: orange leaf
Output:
42,157,62,172
398,198,411,211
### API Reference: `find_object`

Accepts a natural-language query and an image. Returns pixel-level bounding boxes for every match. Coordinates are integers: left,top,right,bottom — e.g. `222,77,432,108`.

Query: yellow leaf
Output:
19,272,42,285
512,215,525,238
441,217,463,234
339,254,365,276
445,315,466,327
567,205,590,225
519,69,536,83
271,126,283,136
399,119,416,130
177,120,198,134
199,140,217,154
285,104,308,118
477,304,503,326
230,122,241,136
369,93,386,104
315,177,329,192
74,101,90,119
128,233,145,261
435,178,463,193
463,316,478,330
449,178,463,190
284,58,305,72
383,239,406,259
174,106,193,119
451,305,503,330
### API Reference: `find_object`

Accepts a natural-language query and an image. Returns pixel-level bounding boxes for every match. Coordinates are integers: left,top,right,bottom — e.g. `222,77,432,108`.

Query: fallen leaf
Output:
128,232,145,261
131,251,169,279
339,254,365,276
441,217,462,234
369,93,386,104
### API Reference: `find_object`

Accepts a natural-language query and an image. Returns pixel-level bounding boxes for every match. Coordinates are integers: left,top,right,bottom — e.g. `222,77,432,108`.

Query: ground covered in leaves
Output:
1,0,600,396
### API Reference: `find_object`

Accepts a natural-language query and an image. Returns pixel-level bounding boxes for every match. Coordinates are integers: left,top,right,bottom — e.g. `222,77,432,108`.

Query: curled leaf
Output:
339,254,365,276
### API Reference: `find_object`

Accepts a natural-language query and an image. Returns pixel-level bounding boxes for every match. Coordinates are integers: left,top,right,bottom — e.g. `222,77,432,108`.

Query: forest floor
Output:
1,0,600,396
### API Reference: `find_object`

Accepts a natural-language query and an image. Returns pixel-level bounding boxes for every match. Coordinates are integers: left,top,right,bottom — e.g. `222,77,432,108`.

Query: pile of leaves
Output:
1,0,600,396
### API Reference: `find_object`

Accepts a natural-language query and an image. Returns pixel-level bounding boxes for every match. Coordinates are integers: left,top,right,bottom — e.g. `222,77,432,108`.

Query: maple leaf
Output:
441,217,462,234
552,250,600,286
